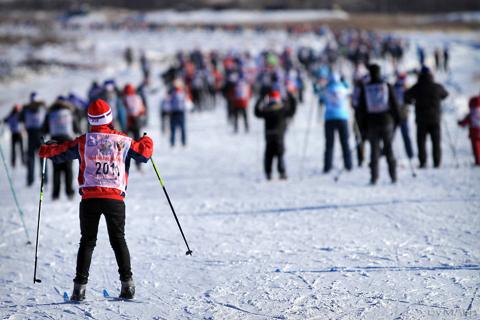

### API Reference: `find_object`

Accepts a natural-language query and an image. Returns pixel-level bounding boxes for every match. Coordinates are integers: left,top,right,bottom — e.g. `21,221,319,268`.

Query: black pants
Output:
74,199,132,285
233,108,249,133
128,121,142,168
399,120,414,159
367,124,397,183
264,136,285,177
417,122,441,168
324,120,352,172
52,161,74,199
160,111,169,134
27,129,45,186
170,111,186,146
11,132,25,168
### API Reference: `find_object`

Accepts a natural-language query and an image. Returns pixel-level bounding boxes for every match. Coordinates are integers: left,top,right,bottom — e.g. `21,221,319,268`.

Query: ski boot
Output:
70,283,86,302
119,279,135,299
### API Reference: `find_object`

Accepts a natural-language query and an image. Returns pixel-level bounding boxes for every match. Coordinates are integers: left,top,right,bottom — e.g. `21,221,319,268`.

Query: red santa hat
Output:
87,99,113,126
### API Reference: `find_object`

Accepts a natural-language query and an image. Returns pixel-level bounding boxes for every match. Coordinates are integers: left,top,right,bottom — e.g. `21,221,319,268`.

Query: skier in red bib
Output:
458,95,480,166
39,99,153,301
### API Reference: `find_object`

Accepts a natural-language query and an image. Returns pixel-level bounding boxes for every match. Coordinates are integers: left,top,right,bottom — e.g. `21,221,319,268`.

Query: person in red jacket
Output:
458,95,480,166
39,99,153,301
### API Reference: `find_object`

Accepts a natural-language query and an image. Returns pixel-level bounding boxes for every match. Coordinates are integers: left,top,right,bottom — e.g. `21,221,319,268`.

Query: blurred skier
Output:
163,80,192,147
443,46,450,72
458,94,480,166
140,51,151,83
124,47,133,67
67,92,88,132
39,99,153,301
102,81,127,132
44,97,81,200
87,81,103,104
319,72,352,173
20,92,47,186
358,64,401,184
2,104,25,167
232,74,251,133
351,72,369,167
123,84,146,141
405,67,449,168
254,87,296,180
393,72,415,160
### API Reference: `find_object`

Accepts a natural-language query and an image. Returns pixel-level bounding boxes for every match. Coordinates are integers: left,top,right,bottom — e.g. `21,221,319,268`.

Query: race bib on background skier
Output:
25,109,45,129
235,81,249,100
170,93,186,112
82,133,131,192
365,84,389,113
49,109,73,137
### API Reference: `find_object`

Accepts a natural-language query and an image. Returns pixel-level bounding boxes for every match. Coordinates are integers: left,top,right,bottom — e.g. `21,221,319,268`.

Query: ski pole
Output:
408,158,417,178
33,137,47,284
299,96,317,180
144,132,193,256
443,116,460,168
0,126,31,244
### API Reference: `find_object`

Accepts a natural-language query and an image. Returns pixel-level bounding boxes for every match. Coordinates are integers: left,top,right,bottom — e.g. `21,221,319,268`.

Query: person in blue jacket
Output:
319,72,352,173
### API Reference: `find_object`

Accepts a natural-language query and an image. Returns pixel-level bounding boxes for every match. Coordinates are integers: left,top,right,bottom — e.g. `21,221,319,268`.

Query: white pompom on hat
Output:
87,99,113,126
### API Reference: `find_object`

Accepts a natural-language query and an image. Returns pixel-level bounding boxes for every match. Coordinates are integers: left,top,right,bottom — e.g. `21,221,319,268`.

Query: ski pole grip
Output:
143,132,147,137
40,136,45,144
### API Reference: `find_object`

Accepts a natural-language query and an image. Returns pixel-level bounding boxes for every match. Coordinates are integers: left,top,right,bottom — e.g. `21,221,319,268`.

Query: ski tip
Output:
63,292,69,301
103,289,110,298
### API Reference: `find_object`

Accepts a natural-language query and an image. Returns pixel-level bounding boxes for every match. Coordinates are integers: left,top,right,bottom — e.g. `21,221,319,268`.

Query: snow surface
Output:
0,26,479,320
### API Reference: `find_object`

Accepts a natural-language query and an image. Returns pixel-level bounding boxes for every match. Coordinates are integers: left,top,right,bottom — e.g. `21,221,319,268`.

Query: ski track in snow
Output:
0,27,479,319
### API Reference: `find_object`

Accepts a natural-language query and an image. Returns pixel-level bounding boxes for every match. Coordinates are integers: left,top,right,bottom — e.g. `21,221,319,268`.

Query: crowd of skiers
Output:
2,34,479,194
2,77,150,199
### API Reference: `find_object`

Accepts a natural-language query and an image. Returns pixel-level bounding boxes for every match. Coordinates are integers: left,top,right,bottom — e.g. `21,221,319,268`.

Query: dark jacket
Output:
254,92,296,139
357,77,400,133
404,73,449,125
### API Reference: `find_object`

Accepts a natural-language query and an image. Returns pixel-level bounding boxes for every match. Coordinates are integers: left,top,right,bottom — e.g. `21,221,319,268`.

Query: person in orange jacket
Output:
39,99,153,301
458,95,480,166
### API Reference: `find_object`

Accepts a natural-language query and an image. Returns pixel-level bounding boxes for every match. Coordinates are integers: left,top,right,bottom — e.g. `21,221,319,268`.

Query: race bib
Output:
49,109,73,137
170,93,186,112
471,108,480,128
365,84,389,113
25,109,45,129
81,133,131,192
235,81,249,99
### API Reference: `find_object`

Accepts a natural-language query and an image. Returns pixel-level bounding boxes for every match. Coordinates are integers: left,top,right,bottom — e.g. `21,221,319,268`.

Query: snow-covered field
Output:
0,24,479,319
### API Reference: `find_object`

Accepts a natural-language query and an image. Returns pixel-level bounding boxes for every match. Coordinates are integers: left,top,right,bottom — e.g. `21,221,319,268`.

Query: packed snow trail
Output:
0,29,479,319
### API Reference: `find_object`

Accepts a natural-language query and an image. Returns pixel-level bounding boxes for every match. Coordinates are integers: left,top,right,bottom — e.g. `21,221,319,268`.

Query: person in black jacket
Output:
3,104,25,168
254,87,296,180
20,92,47,186
358,64,401,185
404,67,449,168
44,97,81,200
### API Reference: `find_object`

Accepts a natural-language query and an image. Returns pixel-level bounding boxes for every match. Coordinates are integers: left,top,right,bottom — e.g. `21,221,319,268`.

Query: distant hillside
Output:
1,0,480,13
